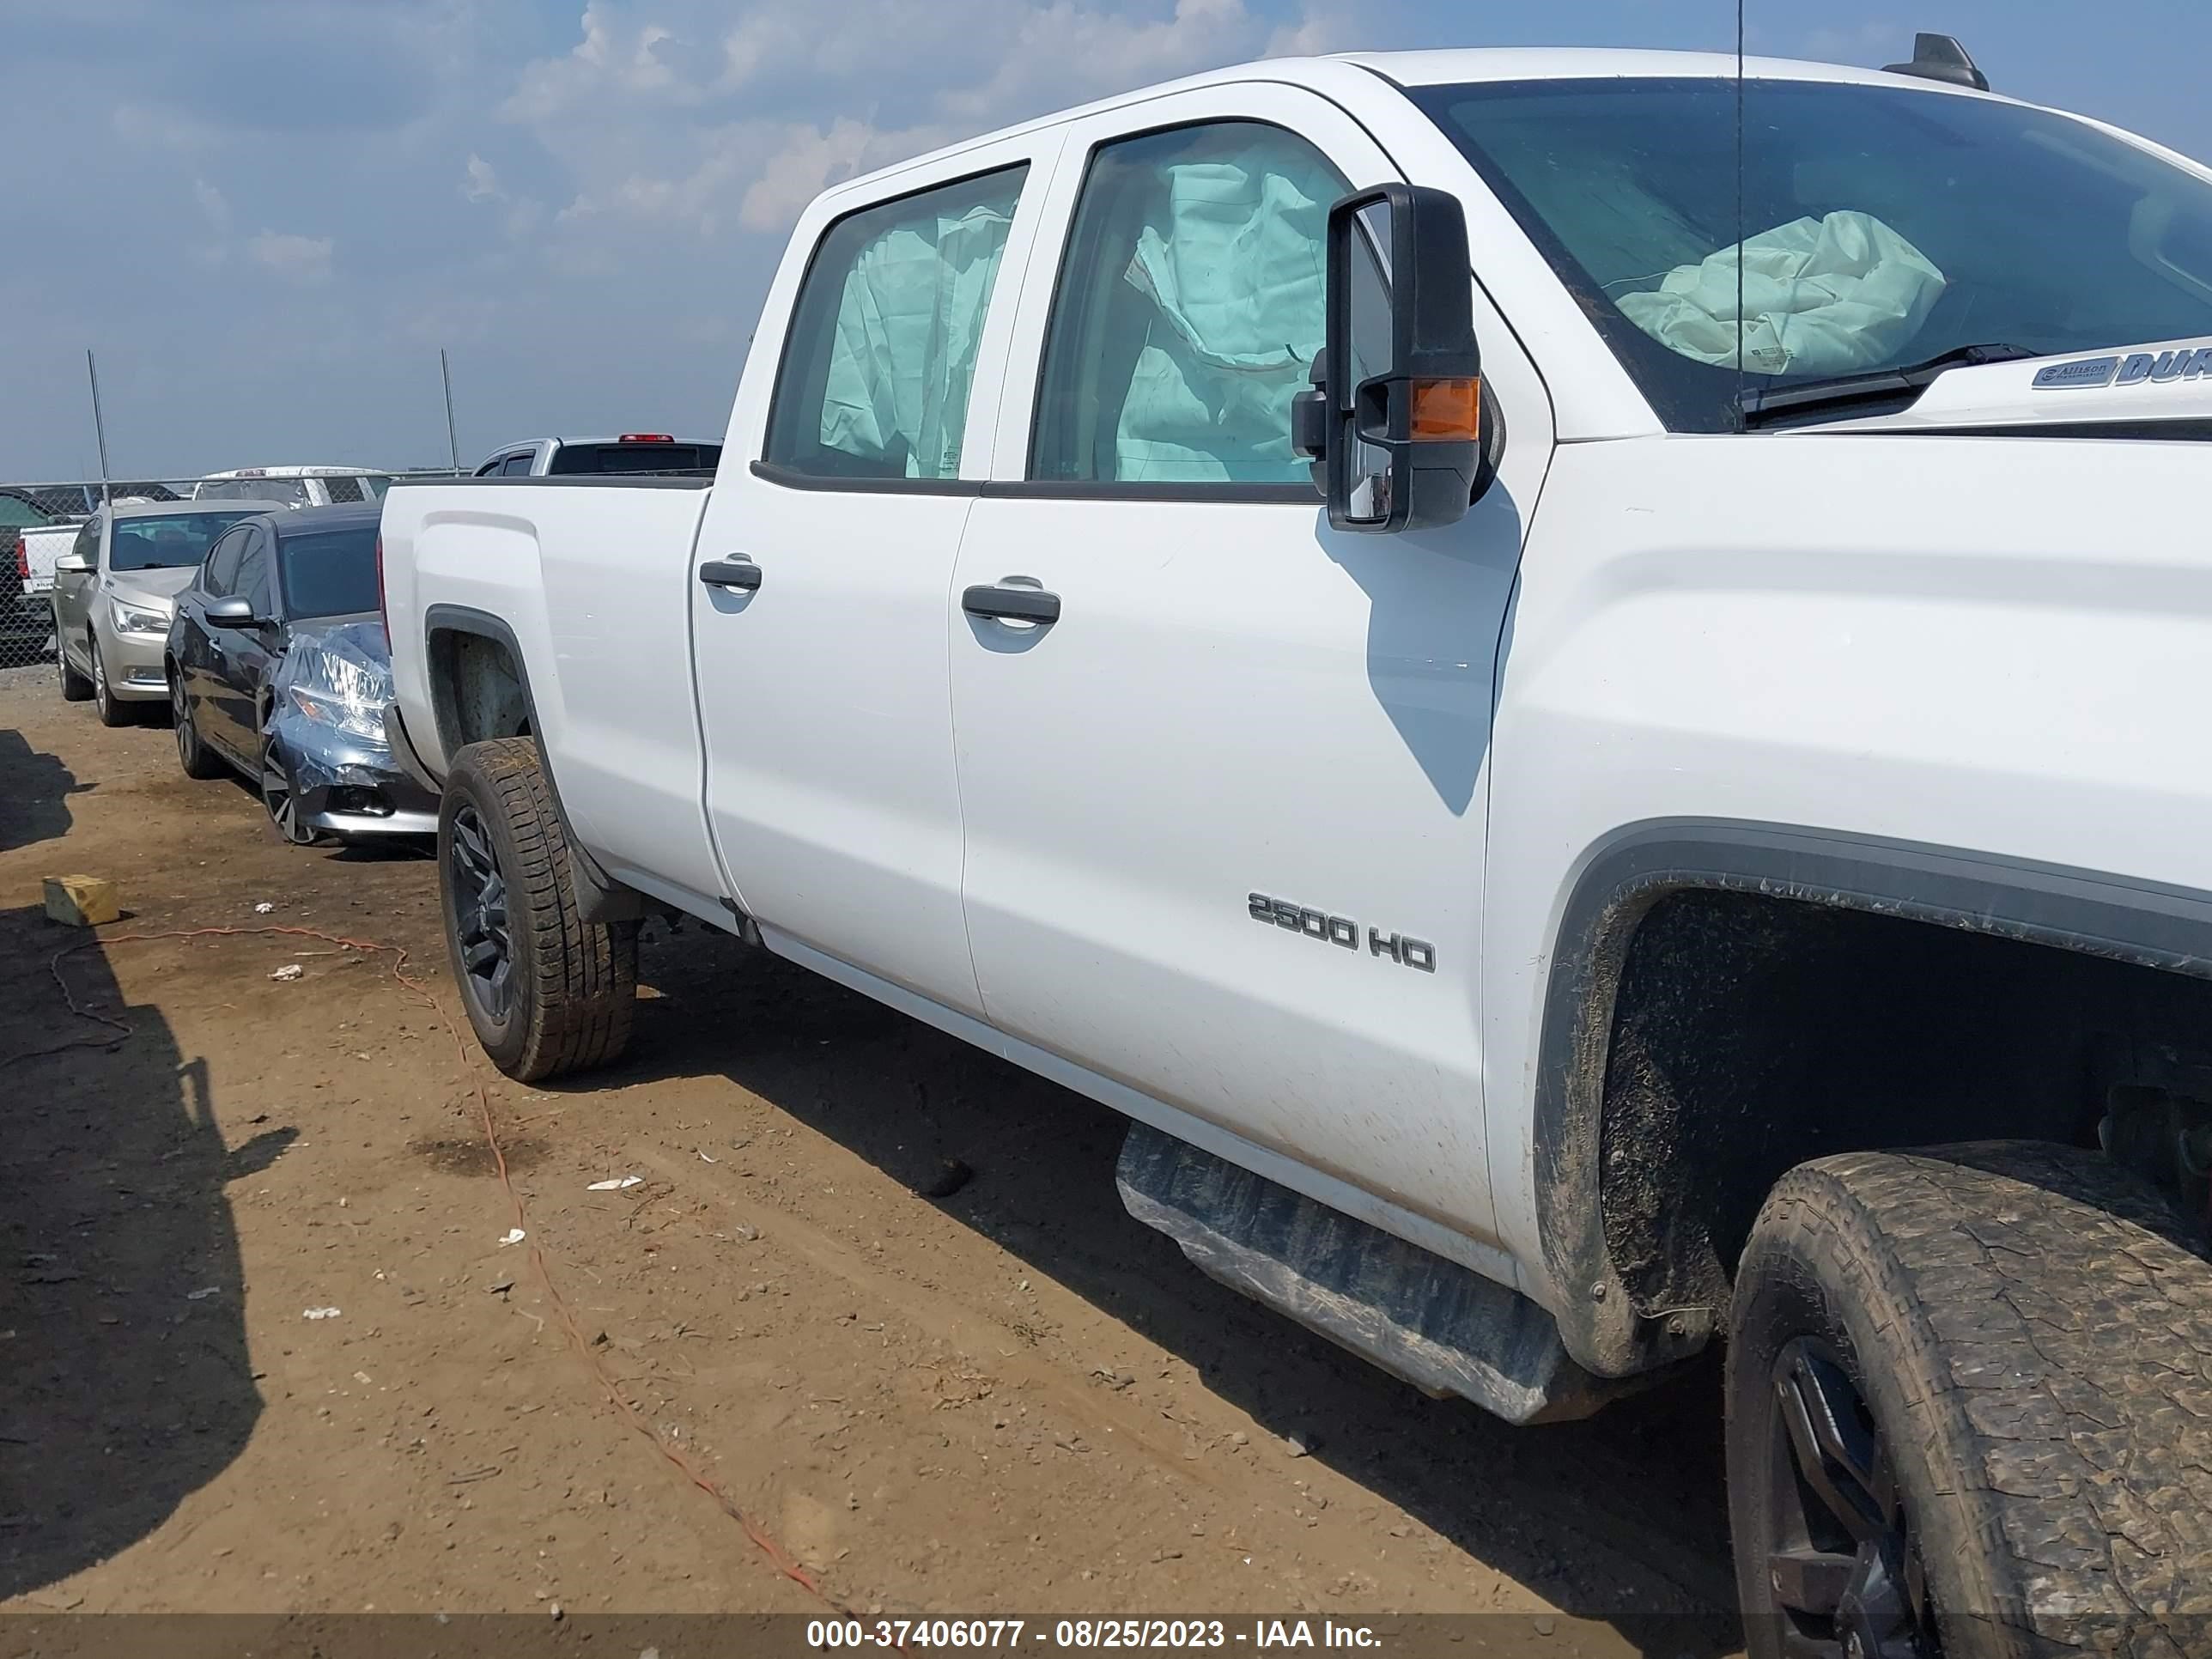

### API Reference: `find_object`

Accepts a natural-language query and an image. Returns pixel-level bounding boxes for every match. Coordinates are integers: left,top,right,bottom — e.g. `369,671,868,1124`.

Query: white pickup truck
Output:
380,42,2212,1655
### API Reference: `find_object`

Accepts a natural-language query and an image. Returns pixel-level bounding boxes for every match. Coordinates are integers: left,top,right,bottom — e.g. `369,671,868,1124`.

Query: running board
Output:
1115,1125,1628,1425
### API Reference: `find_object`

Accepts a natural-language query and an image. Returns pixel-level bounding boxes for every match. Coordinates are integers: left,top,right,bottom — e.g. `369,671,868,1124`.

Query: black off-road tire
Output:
58,635,91,701
1729,1142,2212,1659
438,738,636,1082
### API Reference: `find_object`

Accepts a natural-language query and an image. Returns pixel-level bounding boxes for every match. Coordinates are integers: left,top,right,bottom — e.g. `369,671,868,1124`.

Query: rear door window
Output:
763,164,1030,483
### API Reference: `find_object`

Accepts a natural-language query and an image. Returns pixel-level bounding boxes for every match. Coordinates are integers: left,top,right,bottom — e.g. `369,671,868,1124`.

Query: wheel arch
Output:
421,605,645,924
1532,818,2212,1379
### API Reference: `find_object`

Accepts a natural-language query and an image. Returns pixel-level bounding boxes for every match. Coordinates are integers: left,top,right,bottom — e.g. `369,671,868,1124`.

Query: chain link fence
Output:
0,473,459,682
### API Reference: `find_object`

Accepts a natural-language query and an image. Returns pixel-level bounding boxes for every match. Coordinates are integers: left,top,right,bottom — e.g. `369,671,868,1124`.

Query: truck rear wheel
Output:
438,738,636,1082
1728,1143,2212,1659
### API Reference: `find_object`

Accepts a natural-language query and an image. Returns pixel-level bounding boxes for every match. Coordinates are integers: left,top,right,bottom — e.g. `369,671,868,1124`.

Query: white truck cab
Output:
381,43,2212,1654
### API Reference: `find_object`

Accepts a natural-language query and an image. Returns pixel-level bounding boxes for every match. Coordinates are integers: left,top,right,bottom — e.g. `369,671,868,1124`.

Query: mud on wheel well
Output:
427,627,533,754
1593,890,2212,1348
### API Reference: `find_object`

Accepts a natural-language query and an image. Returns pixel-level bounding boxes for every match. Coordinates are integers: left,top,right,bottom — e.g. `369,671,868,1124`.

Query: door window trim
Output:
748,459,982,497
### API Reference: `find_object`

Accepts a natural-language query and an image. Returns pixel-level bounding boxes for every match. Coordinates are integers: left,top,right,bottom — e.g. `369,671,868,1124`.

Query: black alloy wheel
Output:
1759,1337,1934,1659
260,744,317,845
447,800,514,1025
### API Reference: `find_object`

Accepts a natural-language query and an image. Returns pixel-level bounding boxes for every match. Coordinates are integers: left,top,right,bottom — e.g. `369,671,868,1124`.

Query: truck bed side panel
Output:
384,481,725,909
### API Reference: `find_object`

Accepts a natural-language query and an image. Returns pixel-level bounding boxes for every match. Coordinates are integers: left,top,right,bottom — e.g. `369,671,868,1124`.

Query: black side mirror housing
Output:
1291,183,1488,533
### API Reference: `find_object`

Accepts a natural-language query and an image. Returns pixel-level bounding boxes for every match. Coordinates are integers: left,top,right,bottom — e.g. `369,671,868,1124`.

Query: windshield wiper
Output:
1734,343,2044,429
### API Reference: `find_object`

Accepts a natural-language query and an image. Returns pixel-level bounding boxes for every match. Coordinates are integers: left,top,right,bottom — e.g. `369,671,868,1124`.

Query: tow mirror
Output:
1291,184,1487,533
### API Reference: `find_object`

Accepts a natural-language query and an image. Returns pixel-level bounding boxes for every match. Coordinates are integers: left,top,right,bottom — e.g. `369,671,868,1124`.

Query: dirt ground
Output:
0,676,1741,1652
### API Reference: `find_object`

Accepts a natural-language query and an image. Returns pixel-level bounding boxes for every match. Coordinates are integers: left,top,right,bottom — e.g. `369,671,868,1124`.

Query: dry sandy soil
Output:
0,676,1740,1655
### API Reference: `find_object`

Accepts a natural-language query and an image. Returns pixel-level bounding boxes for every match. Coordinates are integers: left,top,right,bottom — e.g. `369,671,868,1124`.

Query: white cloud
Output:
462,154,503,203
250,230,335,284
503,3,704,124
507,0,1341,246
737,118,945,232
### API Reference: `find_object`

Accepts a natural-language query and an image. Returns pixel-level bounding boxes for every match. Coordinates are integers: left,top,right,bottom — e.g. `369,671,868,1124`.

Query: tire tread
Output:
441,738,635,1082
1737,1142,2212,1655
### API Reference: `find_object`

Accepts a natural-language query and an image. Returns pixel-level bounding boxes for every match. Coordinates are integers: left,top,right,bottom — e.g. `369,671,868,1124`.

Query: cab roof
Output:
822,46,2014,205
1330,46,1988,92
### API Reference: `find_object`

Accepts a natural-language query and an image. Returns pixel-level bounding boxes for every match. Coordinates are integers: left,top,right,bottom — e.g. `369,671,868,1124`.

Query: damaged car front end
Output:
261,617,437,842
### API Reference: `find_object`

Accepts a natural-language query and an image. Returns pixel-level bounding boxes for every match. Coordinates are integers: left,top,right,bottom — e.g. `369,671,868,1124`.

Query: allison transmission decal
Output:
2032,346,2212,389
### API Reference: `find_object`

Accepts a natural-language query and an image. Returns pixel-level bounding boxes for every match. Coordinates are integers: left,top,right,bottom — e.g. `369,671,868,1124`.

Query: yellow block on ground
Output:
43,874,119,927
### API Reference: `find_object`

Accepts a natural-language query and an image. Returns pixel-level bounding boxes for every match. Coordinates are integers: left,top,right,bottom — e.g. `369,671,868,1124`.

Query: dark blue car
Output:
166,503,434,844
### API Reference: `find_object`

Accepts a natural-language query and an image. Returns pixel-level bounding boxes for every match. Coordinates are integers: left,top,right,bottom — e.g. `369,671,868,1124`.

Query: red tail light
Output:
617,433,675,444
12,536,25,580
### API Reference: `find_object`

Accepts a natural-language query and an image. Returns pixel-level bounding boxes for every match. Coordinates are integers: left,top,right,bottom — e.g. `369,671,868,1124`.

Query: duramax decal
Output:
1247,893,1436,972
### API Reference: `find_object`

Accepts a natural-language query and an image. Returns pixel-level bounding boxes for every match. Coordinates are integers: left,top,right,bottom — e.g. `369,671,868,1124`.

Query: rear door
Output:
689,133,1057,1017
949,85,1547,1241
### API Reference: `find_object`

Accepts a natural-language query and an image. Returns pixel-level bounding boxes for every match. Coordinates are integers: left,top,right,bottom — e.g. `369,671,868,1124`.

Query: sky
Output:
3,0,2208,480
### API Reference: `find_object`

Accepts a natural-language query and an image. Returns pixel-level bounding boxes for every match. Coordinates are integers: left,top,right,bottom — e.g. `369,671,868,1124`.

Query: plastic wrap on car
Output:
263,618,396,795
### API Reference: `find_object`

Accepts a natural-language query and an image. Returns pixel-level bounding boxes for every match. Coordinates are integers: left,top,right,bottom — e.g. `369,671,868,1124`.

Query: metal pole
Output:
87,349,112,503
440,349,460,473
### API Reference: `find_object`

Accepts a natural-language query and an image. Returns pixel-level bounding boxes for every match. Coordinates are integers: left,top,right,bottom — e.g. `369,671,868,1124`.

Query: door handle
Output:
699,557,761,592
962,582,1060,624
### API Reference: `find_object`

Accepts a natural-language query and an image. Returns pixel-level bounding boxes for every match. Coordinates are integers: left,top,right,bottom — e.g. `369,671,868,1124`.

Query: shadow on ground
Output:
609,922,1741,1657
0,902,292,1601
0,729,91,854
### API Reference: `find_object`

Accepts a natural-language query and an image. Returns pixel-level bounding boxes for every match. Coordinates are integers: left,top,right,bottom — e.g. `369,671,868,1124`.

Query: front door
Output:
950,88,1547,1239
52,517,100,672
174,525,249,754
690,136,1055,1017
207,526,278,758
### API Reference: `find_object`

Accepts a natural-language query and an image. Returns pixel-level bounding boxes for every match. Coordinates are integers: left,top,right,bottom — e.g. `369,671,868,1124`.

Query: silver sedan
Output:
51,500,287,726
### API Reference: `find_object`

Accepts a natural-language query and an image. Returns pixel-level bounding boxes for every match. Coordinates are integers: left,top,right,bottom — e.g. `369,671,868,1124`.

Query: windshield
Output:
278,527,380,618
1414,78,2212,431
109,512,264,572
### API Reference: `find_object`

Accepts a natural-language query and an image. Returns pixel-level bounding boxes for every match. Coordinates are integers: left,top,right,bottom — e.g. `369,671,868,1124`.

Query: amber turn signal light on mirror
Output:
1408,378,1481,442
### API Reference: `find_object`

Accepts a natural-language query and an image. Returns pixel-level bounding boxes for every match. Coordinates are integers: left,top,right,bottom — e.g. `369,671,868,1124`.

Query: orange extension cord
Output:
17,921,845,1614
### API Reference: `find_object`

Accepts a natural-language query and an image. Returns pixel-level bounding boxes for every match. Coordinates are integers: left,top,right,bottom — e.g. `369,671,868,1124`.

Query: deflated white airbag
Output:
821,201,1016,478
1618,210,1947,377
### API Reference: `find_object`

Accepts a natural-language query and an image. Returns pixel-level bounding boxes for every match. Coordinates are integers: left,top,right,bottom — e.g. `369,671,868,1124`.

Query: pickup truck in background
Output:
381,42,2212,1656
192,466,396,507
467,434,722,477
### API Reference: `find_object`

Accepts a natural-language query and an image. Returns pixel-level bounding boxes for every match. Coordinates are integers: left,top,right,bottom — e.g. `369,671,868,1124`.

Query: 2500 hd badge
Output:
1248,892,1437,971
